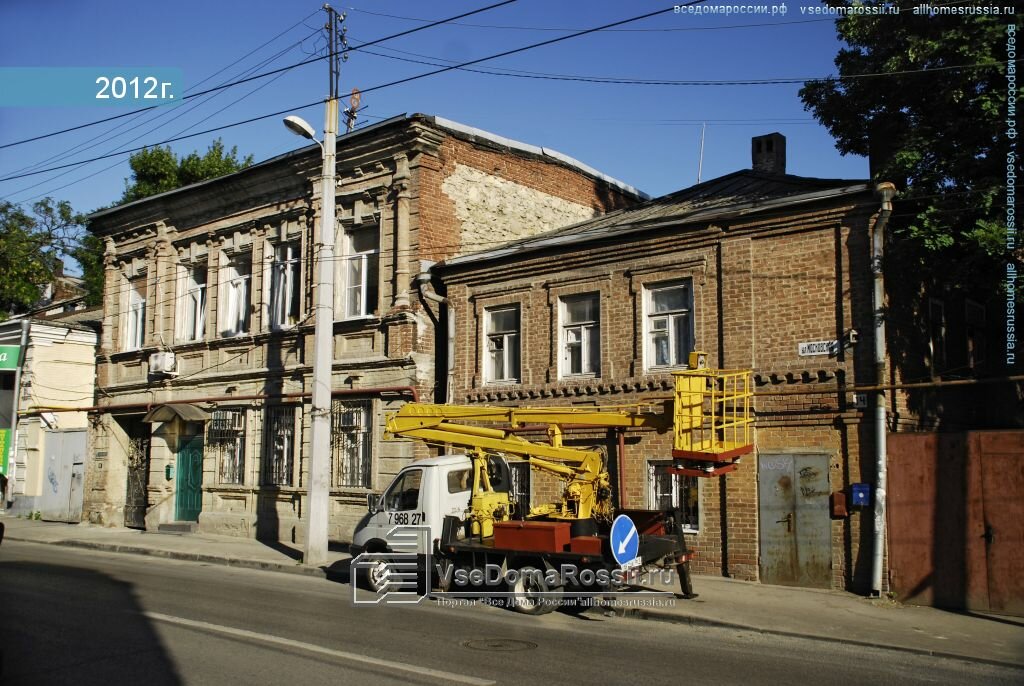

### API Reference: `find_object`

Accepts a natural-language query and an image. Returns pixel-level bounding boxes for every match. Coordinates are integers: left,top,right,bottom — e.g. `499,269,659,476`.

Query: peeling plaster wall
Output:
442,164,597,256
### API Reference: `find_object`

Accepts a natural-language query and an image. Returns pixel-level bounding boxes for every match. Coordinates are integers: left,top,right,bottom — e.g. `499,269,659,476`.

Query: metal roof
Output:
443,170,873,268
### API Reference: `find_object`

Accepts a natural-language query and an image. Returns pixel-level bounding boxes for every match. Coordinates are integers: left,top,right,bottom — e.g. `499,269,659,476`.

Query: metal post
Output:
305,6,341,567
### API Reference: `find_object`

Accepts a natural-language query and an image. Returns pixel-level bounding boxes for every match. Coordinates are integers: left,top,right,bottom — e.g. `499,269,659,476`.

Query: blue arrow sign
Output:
610,514,639,566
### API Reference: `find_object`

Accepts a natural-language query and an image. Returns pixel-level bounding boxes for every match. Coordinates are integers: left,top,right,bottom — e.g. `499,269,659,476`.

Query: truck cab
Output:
351,454,476,558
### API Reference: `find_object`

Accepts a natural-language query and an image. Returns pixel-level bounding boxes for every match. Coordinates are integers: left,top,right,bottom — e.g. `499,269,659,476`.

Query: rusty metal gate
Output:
888,431,1024,616
757,453,832,588
123,419,150,529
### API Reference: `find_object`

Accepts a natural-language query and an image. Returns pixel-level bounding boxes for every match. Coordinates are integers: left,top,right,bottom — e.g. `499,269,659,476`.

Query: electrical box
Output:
165,464,175,481
851,482,871,507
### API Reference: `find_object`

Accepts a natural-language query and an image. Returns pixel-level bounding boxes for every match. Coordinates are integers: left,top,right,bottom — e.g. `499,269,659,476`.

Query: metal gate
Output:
124,430,150,529
38,430,86,523
175,434,204,522
888,431,1024,616
757,453,832,587
509,461,531,518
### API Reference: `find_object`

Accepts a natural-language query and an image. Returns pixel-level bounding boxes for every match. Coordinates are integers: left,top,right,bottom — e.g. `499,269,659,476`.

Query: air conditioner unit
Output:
149,351,178,376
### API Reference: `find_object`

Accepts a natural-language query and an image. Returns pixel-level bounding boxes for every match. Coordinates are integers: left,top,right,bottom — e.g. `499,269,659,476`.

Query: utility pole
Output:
305,4,344,567
697,122,706,184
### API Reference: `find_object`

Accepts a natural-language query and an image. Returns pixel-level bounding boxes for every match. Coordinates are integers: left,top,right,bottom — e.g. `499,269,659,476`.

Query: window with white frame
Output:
331,399,372,488
648,461,699,531
560,293,600,377
485,305,521,383
262,405,297,486
645,281,693,370
270,242,301,329
928,298,946,375
220,255,251,337
208,408,246,485
338,224,379,319
123,276,146,351
177,264,207,342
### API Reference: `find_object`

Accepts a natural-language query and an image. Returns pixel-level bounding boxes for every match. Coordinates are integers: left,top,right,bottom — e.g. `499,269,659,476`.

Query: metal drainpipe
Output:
415,269,454,404
871,181,897,597
5,320,30,506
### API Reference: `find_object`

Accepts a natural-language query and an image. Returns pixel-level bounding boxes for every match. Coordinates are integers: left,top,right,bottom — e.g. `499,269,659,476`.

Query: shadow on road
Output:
0,559,182,685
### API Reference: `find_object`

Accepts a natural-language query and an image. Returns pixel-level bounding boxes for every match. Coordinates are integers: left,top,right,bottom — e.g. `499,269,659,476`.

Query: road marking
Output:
144,611,495,686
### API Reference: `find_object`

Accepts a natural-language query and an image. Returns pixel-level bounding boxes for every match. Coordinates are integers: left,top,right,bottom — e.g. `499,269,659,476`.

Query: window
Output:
966,300,986,370
208,409,246,485
928,298,946,375
262,406,296,486
270,242,301,329
560,293,600,377
646,282,693,370
648,462,699,531
447,468,471,493
123,276,146,350
177,264,207,342
383,469,422,511
220,255,251,337
485,305,521,383
331,399,372,489
338,225,379,319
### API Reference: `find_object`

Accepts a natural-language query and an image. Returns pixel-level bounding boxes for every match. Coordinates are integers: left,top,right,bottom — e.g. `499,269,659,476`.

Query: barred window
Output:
208,409,246,485
648,461,699,532
263,405,297,486
331,399,372,489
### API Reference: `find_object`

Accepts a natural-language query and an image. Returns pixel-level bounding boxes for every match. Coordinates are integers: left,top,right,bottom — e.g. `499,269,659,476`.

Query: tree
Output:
800,5,1011,287
71,232,105,307
120,138,254,204
0,199,83,320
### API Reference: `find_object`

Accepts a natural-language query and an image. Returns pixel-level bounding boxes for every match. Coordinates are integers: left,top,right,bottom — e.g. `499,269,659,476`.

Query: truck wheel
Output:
359,557,395,594
509,563,562,615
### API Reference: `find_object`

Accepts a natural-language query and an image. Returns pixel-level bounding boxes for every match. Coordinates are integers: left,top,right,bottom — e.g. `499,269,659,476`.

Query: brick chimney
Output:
751,132,786,174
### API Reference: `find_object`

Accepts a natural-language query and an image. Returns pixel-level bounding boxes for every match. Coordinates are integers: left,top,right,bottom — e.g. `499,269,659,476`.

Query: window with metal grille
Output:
648,461,699,531
208,408,246,484
331,399,372,488
263,406,296,486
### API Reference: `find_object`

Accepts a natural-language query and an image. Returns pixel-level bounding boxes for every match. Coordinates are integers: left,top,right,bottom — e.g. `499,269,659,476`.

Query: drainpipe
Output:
5,320,30,507
415,268,454,404
870,181,897,597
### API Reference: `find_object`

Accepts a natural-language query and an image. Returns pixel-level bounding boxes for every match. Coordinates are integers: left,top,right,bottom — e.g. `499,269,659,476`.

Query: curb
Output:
600,605,1024,671
5,534,332,579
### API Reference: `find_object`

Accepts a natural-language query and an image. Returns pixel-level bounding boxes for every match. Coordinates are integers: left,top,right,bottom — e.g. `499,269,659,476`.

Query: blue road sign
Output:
611,514,639,566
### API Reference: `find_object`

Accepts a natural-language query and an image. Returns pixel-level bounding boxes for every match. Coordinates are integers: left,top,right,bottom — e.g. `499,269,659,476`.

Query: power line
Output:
0,1,519,152
0,2,685,184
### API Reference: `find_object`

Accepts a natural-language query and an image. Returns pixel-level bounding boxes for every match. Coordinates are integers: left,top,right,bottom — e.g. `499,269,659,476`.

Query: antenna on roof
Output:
697,122,706,184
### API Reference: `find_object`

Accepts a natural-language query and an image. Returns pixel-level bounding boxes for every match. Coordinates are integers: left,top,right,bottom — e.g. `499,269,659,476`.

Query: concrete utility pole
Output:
304,5,344,567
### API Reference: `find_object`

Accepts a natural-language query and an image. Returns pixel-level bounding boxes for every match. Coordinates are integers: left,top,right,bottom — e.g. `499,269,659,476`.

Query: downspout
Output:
415,267,454,404
5,320,30,507
870,181,897,597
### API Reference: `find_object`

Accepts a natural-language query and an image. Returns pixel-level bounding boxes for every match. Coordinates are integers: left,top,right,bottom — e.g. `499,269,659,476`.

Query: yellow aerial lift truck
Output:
350,353,752,614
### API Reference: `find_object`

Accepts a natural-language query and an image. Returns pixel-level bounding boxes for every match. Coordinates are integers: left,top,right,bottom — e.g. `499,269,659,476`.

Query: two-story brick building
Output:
84,113,641,543
431,134,888,591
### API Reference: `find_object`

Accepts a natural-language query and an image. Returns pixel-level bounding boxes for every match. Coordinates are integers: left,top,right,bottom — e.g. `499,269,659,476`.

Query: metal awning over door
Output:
142,404,211,423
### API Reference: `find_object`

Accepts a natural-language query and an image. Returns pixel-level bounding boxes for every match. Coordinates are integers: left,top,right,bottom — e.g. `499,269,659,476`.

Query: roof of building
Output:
442,169,874,268
88,113,646,222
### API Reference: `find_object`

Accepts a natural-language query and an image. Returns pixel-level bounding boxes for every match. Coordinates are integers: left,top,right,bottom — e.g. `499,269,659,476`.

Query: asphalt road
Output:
1,541,1020,686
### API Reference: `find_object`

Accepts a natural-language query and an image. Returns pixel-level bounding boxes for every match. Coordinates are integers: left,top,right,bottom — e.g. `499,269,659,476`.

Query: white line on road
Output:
144,611,496,686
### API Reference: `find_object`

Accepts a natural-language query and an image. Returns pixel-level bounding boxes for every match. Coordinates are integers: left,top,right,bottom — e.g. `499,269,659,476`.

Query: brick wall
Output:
441,197,880,590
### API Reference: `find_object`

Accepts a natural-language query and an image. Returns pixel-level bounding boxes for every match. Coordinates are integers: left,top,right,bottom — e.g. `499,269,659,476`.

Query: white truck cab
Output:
351,454,475,558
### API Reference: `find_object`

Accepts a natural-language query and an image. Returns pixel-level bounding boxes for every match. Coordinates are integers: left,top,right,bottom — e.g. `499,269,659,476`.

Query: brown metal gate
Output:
121,417,151,530
888,431,1024,616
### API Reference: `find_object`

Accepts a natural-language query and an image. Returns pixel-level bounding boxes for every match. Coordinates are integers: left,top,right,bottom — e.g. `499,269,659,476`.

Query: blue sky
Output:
0,0,867,218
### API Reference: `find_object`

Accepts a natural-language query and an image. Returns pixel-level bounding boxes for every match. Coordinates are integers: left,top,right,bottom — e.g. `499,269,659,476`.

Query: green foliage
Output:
71,232,106,307
120,138,254,204
0,198,83,320
799,3,1012,288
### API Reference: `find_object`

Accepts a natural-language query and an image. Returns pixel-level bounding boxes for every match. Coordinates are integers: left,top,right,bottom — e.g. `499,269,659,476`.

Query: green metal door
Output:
175,435,204,522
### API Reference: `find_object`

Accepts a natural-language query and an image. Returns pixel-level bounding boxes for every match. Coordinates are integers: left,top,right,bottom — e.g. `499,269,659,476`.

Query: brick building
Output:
83,113,640,543
432,133,889,591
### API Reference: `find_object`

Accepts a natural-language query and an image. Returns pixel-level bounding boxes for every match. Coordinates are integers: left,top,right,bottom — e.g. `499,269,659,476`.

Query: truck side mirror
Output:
367,493,380,514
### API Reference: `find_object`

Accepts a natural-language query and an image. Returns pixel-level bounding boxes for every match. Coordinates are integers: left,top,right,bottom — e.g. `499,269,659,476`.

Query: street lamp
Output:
284,106,337,568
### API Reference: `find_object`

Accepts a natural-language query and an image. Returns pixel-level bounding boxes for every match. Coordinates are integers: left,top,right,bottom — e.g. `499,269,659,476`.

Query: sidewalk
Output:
3,516,1022,668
